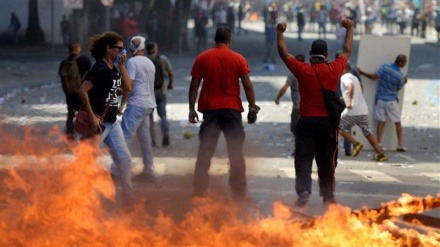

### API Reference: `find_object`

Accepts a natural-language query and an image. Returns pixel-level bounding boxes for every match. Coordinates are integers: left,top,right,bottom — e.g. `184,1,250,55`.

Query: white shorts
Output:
374,99,401,123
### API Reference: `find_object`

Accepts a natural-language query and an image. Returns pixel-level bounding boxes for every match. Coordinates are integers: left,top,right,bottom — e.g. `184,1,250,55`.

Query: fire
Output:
1,126,439,246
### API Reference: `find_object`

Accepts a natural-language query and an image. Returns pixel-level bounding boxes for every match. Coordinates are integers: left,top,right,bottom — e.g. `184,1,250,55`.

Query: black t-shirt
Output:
84,60,121,123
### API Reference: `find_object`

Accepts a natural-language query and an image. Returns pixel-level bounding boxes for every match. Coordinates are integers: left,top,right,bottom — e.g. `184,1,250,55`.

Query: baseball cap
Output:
311,39,328,55
130,36,146,55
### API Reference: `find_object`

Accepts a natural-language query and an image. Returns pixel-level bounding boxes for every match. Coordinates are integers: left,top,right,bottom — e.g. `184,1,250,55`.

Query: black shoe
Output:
192,189,206,198
162,134,170,147
231,187,247,201
294,192,310,207
132,173,156,183
345,151,351,156
323,196,337,205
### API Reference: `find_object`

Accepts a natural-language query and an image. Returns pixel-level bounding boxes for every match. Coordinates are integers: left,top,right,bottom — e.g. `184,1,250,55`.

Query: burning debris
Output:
0,127,439,246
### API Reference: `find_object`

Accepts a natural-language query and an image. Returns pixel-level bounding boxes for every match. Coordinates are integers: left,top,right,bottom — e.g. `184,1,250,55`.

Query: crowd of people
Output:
55,1,414,208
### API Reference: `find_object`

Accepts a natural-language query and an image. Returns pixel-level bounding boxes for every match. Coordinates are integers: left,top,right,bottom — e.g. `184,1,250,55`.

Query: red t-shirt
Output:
286,56,347,117
191,45,251,112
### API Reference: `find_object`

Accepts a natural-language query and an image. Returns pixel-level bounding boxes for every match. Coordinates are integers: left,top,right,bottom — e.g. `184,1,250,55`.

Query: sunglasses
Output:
111,45,124,52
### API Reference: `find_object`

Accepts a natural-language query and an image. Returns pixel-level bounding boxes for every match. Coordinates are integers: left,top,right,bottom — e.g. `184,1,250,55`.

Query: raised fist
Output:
341,19,354,29
277,22,287,33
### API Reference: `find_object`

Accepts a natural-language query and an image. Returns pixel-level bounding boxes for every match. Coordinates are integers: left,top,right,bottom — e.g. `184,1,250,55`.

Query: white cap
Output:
129,36,146,55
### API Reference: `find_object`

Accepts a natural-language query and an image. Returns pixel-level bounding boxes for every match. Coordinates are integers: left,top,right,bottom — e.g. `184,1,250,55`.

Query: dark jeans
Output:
194,109,246,195
294,117,338,198
149,91,170,142
65,92,81,134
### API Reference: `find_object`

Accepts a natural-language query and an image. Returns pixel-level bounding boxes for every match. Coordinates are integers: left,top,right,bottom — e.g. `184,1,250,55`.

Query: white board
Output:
354,35,411,151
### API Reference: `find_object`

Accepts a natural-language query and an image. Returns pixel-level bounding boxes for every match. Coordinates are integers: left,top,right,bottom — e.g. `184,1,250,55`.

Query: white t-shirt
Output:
126,55,157,108
340,72,368,116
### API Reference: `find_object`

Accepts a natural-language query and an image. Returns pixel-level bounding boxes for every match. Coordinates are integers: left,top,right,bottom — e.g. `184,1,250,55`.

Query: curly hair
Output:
88,31,123,60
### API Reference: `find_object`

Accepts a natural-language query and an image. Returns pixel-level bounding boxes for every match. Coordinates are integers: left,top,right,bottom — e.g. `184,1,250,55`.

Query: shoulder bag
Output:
311,65,344,129
75,90,117,138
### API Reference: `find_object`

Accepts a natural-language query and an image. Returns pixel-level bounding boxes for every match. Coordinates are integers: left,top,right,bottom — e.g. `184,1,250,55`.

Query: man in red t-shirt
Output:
277,19,354,207
189,26,259,200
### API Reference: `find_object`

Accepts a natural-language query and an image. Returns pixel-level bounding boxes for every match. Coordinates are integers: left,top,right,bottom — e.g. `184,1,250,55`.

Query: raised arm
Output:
338,19,354,61
276,22,294,63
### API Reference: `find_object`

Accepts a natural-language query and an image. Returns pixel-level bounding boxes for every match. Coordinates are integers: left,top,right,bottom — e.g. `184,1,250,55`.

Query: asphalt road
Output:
0,21,439,220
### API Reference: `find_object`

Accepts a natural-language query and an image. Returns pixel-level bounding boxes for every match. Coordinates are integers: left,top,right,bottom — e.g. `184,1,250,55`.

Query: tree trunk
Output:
152,0,191,52
26,0,45,44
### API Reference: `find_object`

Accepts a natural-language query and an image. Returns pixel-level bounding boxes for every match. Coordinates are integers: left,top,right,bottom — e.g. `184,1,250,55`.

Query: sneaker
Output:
345,151,351,156
396,146,407,152
351,143,363,157
372,153,388,162
162,134,170,147
294,192,310,207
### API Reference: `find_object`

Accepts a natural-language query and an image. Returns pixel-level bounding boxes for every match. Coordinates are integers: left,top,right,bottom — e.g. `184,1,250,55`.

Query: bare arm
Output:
240,73,256,108
338,19,354,61
276,22,294,64
78,80,102,132
346,83,354,109
118,90,131,115
188,77,201,123
275,84,290,105
357,67,379,80
167,69,174,89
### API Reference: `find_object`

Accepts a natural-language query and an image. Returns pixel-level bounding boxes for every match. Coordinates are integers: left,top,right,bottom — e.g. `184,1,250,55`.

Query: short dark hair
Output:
68,42,80,53
214,26,232,44
146,42,157,54
311,39,328,55
394,54,407,64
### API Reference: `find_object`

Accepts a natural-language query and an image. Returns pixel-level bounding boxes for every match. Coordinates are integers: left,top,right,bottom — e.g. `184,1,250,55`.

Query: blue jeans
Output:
120,105,154,175
150,92,170,140
100,121,134,206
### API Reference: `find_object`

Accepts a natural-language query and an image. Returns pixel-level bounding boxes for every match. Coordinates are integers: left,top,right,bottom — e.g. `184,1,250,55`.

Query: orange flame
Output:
1,126,439,246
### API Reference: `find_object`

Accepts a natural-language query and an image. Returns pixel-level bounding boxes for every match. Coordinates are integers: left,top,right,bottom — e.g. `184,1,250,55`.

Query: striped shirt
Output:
376,63,405,101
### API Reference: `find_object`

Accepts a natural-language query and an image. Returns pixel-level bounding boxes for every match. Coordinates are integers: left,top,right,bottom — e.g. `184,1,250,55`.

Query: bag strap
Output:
100,89,117,120
311,64,324,90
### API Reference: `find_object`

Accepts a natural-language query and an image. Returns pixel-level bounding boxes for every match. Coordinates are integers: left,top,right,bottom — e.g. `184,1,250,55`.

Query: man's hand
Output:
277,22,287,33
188,110,199,124
247,105,261,124
341,18,354,29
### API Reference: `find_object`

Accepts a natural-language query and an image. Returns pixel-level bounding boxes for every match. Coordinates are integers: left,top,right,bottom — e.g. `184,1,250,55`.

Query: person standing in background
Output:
147,42,174,147
274,54,306,155
58,42,91,139
60,15,71,47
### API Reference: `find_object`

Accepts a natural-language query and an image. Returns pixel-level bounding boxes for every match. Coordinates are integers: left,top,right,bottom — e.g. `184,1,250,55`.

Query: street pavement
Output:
0,21,439,218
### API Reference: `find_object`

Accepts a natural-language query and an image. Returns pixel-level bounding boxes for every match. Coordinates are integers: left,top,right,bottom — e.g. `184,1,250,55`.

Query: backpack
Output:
60,56,81,95
151,54,165,90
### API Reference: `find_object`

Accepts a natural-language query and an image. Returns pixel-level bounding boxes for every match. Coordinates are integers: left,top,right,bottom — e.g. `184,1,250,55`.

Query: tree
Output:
146,0,192,52
26,0,45,44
